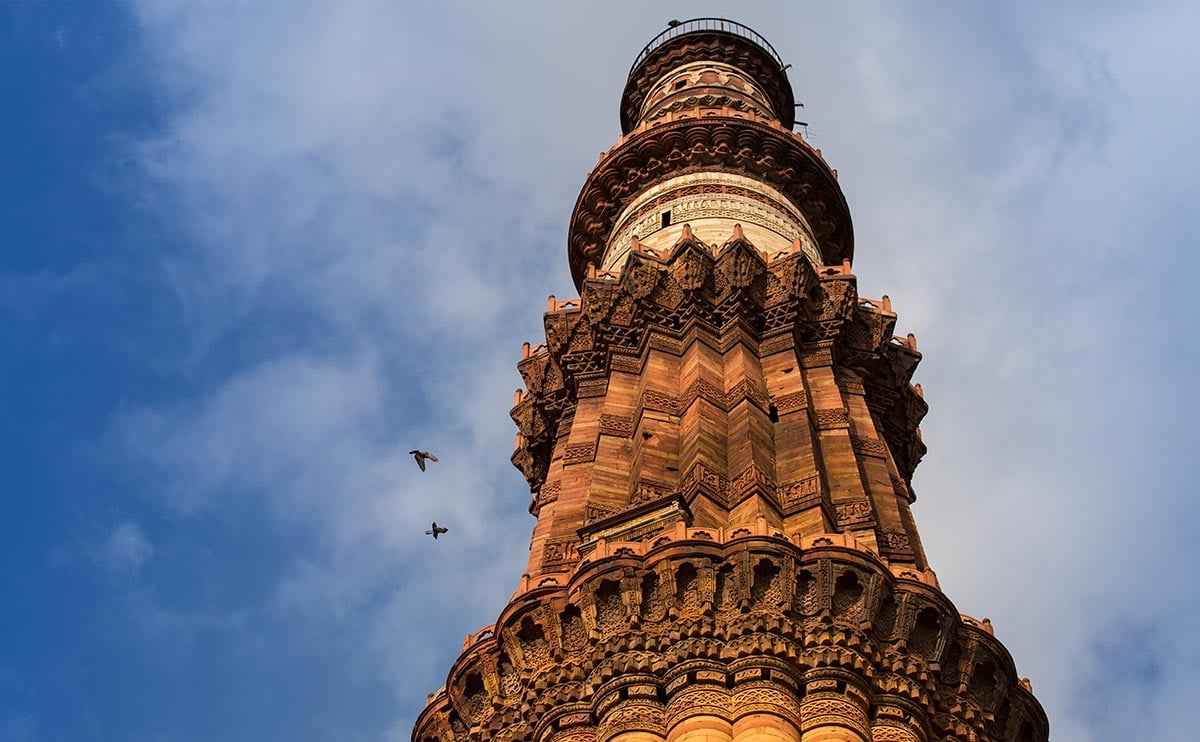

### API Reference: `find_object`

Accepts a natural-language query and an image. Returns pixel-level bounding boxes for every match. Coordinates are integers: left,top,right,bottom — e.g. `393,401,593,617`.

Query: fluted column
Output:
667,716,734,742
733,714,801,742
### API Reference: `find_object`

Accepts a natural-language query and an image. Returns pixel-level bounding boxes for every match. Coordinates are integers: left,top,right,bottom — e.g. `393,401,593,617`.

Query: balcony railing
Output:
629,18,785,77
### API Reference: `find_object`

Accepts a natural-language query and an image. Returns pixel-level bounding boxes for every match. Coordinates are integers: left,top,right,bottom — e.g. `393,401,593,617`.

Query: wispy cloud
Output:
98,521,154,574
93,1,1200,739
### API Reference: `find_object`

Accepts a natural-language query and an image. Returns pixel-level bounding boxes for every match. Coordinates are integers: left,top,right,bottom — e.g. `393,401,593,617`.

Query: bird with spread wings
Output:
409,450,438,471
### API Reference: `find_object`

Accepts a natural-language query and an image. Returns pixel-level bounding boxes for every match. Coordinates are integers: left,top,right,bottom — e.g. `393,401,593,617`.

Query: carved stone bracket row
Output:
413,537,1047,742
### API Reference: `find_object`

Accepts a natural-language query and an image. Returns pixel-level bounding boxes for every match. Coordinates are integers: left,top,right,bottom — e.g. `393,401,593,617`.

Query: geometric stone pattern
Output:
511,228,929,583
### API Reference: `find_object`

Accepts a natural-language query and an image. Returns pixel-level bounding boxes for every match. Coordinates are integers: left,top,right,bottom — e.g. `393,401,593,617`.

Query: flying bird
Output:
409,450,438,471
425,522,449,540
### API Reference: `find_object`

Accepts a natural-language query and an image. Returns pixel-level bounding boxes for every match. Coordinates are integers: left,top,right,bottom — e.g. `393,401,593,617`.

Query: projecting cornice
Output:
567,116,853,290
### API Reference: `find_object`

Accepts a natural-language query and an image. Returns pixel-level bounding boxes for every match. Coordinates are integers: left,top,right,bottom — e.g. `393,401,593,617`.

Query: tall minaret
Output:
414,19,1048,742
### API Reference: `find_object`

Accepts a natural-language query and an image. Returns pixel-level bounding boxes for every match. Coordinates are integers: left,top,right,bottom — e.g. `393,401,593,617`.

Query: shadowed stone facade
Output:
414,19,1048,742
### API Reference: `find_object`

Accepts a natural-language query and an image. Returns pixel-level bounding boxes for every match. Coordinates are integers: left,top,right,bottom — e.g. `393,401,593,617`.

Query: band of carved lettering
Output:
876,530,912,556
541,537,580,567
779,475,821,512
584,505,620,525
682,462,728,503
648,333,683,355
835,499,875,527
630,477,673,505
729,464,774,500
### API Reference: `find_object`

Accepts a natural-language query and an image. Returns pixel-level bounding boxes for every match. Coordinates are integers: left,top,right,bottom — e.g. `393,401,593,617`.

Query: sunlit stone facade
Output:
414,19,1048,742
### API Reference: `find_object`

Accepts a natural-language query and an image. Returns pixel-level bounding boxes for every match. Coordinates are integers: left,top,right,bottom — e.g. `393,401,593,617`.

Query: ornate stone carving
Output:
801,345,834,369
835,499,875,527
539,481,561,506
799,694,869,735
541,537,579,568
814,407,851,429
774,391,808,414
877,530,912,557
851,435,889,458
584,505,619,525
730,464,773,501
642,388,679,414
630,477,674,505
779,475,821,512
563,442,597,464
682,461,728,503
598,414,635,437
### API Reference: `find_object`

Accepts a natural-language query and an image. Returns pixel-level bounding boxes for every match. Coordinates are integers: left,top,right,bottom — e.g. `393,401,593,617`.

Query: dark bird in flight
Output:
409,450,438,471
425,522,449,539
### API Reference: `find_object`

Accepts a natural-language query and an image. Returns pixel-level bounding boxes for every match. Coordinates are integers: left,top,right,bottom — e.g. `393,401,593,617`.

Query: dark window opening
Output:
661,211,671,228
768,404,779,423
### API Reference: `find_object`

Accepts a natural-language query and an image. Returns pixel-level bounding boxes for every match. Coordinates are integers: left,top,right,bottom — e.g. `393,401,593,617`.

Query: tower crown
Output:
621,18,796,133
567,19,852,290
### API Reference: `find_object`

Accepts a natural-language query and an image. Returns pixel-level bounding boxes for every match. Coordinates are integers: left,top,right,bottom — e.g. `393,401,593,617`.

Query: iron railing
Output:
629,18,785,77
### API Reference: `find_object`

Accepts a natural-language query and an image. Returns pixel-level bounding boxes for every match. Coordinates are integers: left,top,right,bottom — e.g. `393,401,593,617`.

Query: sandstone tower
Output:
414,19,1048,742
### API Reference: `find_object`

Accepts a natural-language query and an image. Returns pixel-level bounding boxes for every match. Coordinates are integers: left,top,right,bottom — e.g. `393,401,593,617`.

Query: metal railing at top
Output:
629,18,785,77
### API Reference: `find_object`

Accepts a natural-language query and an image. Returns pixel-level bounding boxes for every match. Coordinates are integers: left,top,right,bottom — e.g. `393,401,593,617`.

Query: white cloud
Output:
112,1,1200,739
99,521,155,574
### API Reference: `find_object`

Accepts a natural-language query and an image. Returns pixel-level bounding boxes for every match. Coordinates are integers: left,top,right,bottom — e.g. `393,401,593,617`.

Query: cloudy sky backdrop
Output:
2,2,1198,740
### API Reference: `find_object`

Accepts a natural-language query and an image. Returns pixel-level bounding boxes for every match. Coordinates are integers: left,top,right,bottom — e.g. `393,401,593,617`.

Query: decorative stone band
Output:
798,693,870,736
412,531,1048,742
603,172,820,272
636,60,777,123
567,115,852,288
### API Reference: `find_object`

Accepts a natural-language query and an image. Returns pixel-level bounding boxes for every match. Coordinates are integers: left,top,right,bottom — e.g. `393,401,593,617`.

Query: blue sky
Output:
2,2,1198,741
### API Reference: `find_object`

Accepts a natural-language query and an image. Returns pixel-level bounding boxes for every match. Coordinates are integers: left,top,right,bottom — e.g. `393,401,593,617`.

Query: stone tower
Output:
413,19,1048,742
